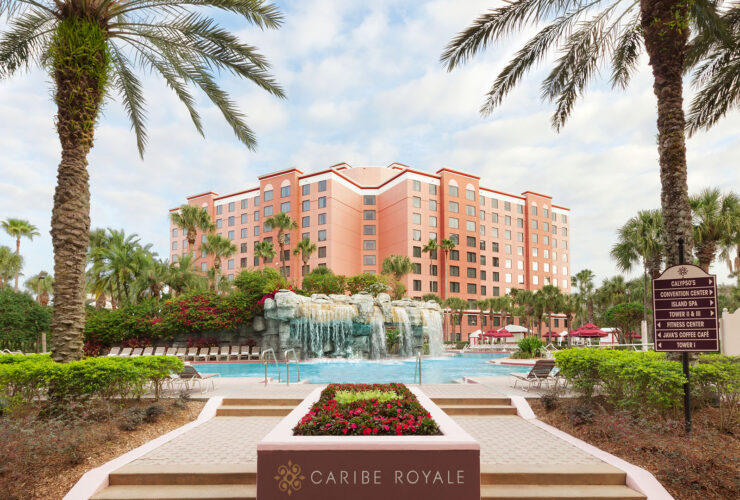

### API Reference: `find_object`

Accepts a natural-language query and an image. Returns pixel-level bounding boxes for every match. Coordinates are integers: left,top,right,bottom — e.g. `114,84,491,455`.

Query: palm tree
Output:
202,234,236,290
422,239,439,259
89,229,153,305
25,272,54,306
690,188,740,272
0,245,22,289
596,276,629,311
254,240,276,266
441,1,732,268
166,253,207,296
511,289,536,334
0,0,285,362
1,218,39,291
381,254,414,281
170,205,216,253
558,293,580,347
538,284,562,344
443,296,467,343
264,212,298,277
133,257,169,300
438,238,456,299
572,270,596,324
293,238,317,276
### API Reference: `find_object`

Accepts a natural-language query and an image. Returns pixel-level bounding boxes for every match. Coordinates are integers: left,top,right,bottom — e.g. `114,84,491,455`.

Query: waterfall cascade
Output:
393,307,414,357
369,306,387,359
421,309,444,356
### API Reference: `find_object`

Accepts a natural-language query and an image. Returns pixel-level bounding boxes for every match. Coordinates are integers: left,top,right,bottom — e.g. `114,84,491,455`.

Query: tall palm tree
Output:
496,295,514,329
438,238,456,299
254,240,276,266
422,238,439,258
202,234,236,290
443,296,467,342
690,188,740,272
441,1,732,269
0,0,285,362
293,238,317,275
511,289,536,334
596,276,629,311
538,284,562,344
558,293,580,347
170,205,216,253
89,229,153,305
381,254,414,281
0,245,22,289
264,212,298,277
133,256,169,300
166,253,207,296
1,218,39,291
572,270,596,324
25,272,54,306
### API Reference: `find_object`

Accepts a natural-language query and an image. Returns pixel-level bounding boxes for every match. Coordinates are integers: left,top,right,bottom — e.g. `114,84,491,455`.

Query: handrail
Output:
284,349,300,386
413,349,422,384
261,348,280,386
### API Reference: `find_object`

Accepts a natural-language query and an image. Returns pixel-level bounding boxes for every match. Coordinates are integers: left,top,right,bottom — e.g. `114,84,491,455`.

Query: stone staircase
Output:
432,396,519,416
215,397,303,417
479,464,646,499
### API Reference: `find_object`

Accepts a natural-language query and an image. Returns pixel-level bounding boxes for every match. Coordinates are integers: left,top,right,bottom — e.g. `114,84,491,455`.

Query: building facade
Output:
169,163,571,340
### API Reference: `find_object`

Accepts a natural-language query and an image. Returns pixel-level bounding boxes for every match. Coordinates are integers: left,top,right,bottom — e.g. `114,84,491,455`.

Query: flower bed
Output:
293,383,441,436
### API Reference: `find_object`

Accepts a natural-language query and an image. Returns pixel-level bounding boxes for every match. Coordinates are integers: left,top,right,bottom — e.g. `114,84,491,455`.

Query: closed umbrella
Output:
569,323,608,337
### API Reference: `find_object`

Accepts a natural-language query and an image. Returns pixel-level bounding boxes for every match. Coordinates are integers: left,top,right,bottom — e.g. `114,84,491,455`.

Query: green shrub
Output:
0,288,51,350
513,337,544,359
301,269,347,295
346,273,391,296
693,354,740,431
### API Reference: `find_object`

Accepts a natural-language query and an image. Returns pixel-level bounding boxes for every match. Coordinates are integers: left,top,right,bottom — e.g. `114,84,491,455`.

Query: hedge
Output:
0,288,51,350
0,354,184,409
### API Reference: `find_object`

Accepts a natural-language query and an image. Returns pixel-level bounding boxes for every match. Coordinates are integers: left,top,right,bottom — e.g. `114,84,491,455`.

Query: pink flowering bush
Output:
293,383,440,436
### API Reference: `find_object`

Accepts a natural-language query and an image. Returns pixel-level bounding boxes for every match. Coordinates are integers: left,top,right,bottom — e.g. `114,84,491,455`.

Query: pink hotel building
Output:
169,163,571,340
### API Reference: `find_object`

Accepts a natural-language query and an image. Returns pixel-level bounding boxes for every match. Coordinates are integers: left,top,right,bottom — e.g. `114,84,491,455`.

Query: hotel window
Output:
466,252,476,263
543,222,549,232
480,255,486,265
450,250,459,261
280,185,290,197
412,180,421,191
562,240,568,249
544,263,550,272
363,255,376,265
302,216,310,227
493,272,500,281
364,240,376,250
228,216,234,226
364,195,376,205
413,280,422,292
413,230,422,241
491,198,499,209
264,206,273,217
492,228,499,238
467,236,476,247
264,190,273,201
450,266,460,277
480,226,486,236
518,275,525,284
429,184,437,195
480,196,485,206
227,259,234,270
302,232,309,240
543,208,549,218
467,283,477,294
429,200,437,210
254,197,260,206
466,221,476,231
552,225,558,234
253,256,260,266
363,210,376,220
318,213,327,225
241,228,247,238
504,201,511,211
505,273,512,283
216,205,223,215
480,210,485,220
430,232,437,240
302,200,310,211
481,270,487,280
227,202,234,212
449,185,459,197
544,236,549,245
480,240,486,251
517,218,523,228
492,287,500,298
562,214,567,223
450,282,460,293
254,211,260,222
201,262,207,271
411,196,421,208
254,226,260,236
562,253,567,262
505,230,511,240
318,230,327,241
227,231,235,240
413,246,421,257
517,205,524,214
532,247,538,257
505,259,512,268
492,213,498,223
532,220,538,229
466,189,475,201
241,199,248,209
318,197,327,208
413,213,421,224
467,314,477,326
171,241,177,250
517,232,524,242
449,201,459,213
302,184,310,196
241,213,247,223
466,205,475,216
562,227,568,236
318,180,327,192
449,217,459,228
553,238,557,248
467,267,477,278
492,242,499,253
505,215,511,225
280,202,290,213
531,205,538,216
429,216,437,227
283,249,290,261
183,240,188,249
552,212,557,221
172,228,178,237
240,258,248,267
413,263,421,274
318,246,326,258
430,264,438,276
450,233,459,243
240,243,248,253
532,234,538,243
363,225,376,235
216,219,223,228
202,249,207,258
532,262,539,271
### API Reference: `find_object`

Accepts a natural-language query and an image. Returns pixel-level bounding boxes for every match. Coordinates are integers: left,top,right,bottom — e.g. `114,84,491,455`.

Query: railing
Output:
284,349,300,386
261,348,280,386
413,349,422,384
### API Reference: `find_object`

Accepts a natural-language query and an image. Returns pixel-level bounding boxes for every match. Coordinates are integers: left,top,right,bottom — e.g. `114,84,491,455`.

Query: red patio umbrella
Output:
483,328,514,338
625,330,641,339
569,323,608,337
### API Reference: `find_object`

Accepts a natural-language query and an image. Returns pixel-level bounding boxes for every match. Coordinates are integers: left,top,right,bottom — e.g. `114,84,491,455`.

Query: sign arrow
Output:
708,278,713,285
658,342,662,348
710,299,714,306
657,322,662,328
710,310,715,316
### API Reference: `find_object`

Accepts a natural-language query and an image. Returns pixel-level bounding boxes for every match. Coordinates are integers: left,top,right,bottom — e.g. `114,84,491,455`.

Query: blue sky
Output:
1,0,739,288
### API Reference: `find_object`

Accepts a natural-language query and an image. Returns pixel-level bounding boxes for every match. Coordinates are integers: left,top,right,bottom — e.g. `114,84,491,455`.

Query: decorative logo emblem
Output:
678,266,688,277
274,460,305,496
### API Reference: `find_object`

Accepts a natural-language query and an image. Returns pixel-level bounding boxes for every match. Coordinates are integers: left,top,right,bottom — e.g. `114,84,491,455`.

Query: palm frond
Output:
609,11,641,89
686,53,740,134
0,7,56,78
111,0,283,29
109,45,148,157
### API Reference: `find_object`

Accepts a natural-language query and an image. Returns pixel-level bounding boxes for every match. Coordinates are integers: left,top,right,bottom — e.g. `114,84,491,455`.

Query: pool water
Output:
196,352,529,384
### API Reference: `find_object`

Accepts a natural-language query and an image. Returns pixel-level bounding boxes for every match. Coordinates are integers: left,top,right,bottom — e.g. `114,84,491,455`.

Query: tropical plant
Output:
170,205,216,252
689,188,740,272
1,219,39,291
202,234,236,290
604,302,645,344
421,293,442,305
443,296,467,342
0,288,52,351
0,246,22,290
293,237,317,276
132,258,169,301
440,0,735,269
301,268,346,295
254,240,276,266
264,212,298,277
595,276,630,311
438,238,456,299
572,270,596,324
381,254,414,281
24,272,53,306
0,0,285,362
421,239,438,259
346,273,390,296
166,253,207,296
510,288,536,333
537,284,562,343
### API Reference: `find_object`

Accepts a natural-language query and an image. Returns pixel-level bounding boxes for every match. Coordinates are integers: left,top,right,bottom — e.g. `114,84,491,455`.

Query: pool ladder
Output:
284,349,301,386
261,348,280,386
413,349,423,384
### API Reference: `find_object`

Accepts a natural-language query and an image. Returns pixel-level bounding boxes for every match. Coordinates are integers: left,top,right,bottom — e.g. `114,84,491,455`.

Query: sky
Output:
1,0,739,289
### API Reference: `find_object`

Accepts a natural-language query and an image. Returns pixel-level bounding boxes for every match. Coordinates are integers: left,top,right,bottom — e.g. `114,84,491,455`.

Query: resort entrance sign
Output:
652,264,719,353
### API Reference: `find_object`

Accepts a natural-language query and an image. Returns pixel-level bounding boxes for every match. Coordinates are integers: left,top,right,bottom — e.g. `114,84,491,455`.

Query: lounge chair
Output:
195,347,209,362
179,364,221,393
130,348,144,357
510,359,556,391
154,347,166,356
239,345,251,360
250,345,262,360
185,347,199,360
230,345,241,360
165,347,177,356
106,347,121,357
118,347,133,357
174,347,187,359
209,346,221,361
219,346,230,360
142,347,154,356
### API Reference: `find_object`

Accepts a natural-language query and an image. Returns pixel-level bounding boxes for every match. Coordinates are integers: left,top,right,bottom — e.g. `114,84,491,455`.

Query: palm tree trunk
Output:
640,0,694,266
696,242,716,272
441,250,447,301
13,238,20,291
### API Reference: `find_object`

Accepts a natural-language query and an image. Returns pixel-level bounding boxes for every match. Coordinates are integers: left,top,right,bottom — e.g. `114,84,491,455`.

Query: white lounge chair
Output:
165,347,177,356
219,346,230,360
209,346,220,361
106,347,121,357
154,347,166,356
185,347,198,360
239,345,251,359
180,365,221,393
130,348,144,357
195,348,209,362
230,345,241,360
118,347,133,357
142,347,154,356
249,345,262,360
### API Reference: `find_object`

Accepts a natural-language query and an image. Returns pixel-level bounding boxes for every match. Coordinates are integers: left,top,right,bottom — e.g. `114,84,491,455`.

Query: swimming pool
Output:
196,353,529,384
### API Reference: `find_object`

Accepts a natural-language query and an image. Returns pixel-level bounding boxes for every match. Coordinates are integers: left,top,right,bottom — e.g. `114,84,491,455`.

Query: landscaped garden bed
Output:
293,383,441,436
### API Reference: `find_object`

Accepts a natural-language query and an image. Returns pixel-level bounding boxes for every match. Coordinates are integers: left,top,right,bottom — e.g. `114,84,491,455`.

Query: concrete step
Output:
439,404,518,416
215,405,293,416
480,464,626,485
91,484,256,500
221,397,303,406
432,397,511,406
109,464,256,486
480,484,645,499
